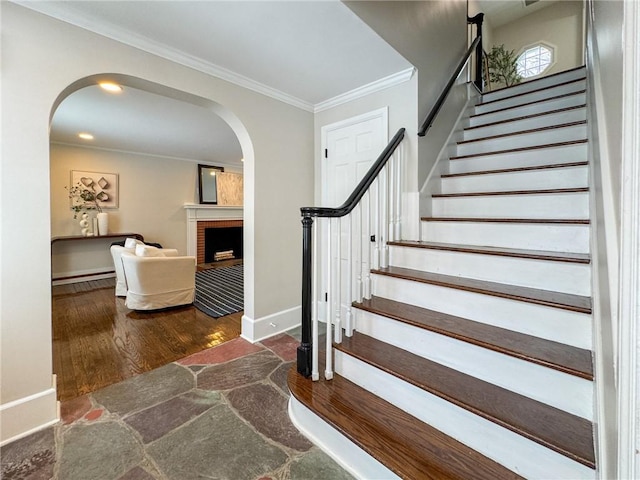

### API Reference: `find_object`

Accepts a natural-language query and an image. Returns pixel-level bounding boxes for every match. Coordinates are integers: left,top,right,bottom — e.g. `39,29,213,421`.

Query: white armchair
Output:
120,250,196,310
110,239,178,296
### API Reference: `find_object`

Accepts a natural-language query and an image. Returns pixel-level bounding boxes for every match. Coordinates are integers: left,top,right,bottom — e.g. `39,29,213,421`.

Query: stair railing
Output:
297,128,406,380
297,16,483,380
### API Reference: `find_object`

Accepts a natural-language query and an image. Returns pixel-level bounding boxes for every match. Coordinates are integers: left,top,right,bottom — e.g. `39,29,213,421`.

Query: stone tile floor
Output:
1,331,354,480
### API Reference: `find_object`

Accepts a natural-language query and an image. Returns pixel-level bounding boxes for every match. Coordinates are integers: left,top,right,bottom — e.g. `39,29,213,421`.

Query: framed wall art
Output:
70,170,119,209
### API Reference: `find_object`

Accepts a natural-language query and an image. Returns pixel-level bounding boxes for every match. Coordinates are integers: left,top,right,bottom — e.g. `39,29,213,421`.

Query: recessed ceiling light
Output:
99,82,123,93
78,132,94,140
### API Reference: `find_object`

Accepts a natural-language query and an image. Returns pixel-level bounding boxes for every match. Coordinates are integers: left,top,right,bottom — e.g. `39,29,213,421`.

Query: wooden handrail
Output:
418,35,482,137
300,128,406,219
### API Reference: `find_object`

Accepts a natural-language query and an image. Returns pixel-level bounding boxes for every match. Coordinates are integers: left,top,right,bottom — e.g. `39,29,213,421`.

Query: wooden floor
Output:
52,277,242,401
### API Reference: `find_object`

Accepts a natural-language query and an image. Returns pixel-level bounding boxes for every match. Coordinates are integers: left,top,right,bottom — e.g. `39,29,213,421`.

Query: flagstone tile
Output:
197,350,282,391
147,404,287,480
60,394,92,424
177,337,263,366
58,421,143,480
92,363,194,416
118,466,156,480
0,427,55,480
261,333,299,361
226,383,312,452
288,448,356,480
269,361,294,396
124,390,221,444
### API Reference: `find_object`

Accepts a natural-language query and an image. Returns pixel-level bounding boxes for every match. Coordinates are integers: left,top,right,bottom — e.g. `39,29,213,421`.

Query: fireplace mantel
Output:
184,203,243,257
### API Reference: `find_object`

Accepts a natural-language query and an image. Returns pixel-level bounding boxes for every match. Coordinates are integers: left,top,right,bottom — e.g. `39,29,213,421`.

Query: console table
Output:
51,233,144,282
51,232,144,246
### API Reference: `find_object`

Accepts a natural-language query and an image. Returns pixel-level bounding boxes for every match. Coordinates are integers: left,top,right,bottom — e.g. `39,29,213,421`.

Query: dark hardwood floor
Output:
52,277,242,401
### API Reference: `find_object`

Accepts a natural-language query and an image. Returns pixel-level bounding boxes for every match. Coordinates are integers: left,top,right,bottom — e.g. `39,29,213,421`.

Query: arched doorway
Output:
49,74,255,400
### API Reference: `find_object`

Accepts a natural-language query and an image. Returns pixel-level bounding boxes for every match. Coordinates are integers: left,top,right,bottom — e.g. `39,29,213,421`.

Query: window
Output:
516,44,554,79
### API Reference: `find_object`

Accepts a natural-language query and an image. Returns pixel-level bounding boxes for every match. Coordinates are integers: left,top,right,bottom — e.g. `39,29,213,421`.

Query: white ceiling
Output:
478,0,560,28
26,1,551,165
23,0,412,165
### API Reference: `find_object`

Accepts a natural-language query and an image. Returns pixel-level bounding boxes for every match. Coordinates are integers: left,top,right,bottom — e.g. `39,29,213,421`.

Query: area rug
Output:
194,264,244,318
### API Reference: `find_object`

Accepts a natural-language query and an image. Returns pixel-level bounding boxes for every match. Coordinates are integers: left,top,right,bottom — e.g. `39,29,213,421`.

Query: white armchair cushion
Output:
120,252,196,310
111,244,180,296
135,244,166,257
124,237,144,249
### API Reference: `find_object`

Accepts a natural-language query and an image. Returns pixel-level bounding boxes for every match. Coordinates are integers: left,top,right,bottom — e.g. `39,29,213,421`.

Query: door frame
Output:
319,107,389,208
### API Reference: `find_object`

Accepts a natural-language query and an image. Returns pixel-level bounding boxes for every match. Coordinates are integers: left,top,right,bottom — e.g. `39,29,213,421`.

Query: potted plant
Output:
486,44,522,88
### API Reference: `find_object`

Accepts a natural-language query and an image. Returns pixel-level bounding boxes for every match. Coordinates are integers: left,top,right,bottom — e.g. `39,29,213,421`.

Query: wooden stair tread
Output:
353,295,593,379
450,139,587,160
421,217,590,224
458,121,586,145
479,78,586,107
432,187,588,198
470,91,586,120
287,367,523,480
387,240,590,264
465,105,586,132
371,266,592,314
336,333,595,469
441,161,588,179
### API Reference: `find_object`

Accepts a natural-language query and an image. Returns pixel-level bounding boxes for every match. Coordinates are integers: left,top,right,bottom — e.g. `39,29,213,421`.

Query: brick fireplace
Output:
184,204,243,264
196,219,243,264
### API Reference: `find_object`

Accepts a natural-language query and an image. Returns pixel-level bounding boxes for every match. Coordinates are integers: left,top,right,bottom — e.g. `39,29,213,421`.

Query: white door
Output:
319,108,388,329
322,110,387,207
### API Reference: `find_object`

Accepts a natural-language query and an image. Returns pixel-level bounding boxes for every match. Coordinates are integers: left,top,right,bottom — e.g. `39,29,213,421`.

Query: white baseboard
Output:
52,267,116,286
0,385,59,446
241,305,301,343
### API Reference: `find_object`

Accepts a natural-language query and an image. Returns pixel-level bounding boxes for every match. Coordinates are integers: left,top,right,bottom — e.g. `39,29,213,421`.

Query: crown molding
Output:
15,1,414,115
314,67,416,113
14,1,315,112
50,141,243,169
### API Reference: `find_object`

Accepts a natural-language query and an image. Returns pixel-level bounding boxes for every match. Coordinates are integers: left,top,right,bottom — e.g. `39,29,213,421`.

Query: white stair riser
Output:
421,221,590,253
463,108,587,141
449,143,587,174
388,245,592,296
475,80,586,115
442,165,588,194
469,93,586,127
456,125,586,157
432,192,589,219
353,315,593,419
372,274,592,348
482,70,586,103
335,352,595,480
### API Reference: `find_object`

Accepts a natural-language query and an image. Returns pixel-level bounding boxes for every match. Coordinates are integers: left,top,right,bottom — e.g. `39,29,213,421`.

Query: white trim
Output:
240,305,301,343
314,67,416,113
52,269,115,286
15,2,414,114
0,387,58,446
50,141,244,170
618,0,640,477
288,396,400,480
14,1,314,112
320,107,389,209
515,41,558,81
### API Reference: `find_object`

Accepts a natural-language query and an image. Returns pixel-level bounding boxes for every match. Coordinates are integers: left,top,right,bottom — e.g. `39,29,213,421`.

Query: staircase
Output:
289,67,595,479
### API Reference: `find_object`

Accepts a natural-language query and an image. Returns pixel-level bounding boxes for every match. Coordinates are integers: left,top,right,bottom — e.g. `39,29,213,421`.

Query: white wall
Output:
314,76,418,197
1,2,313,444
50,144,243,278
491,1,584,81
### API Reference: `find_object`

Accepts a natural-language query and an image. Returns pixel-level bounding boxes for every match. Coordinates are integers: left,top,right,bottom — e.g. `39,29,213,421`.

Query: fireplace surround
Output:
184,204,243,265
